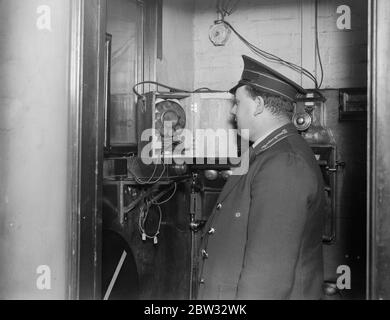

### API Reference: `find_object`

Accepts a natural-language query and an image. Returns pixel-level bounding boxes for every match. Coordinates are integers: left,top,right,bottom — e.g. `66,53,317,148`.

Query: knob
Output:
221,170,233,180
205,170,218,181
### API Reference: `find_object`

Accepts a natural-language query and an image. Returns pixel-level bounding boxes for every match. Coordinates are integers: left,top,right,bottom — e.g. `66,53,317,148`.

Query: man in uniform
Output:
197,55,325,300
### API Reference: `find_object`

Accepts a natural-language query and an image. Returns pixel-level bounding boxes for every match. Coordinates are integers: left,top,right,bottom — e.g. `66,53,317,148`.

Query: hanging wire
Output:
315,0,324,89
152,183,177,205
133,81,190,98
213,0,321,89
128,157,168,185
217,0,241,18
128,158,157,184
217,20,320,89
133,81,226,98
138,204,162,240
226,0,241,16
148,164,167,184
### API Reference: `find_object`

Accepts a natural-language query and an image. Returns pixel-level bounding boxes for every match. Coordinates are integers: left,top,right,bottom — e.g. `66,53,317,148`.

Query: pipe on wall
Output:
368,0,390,300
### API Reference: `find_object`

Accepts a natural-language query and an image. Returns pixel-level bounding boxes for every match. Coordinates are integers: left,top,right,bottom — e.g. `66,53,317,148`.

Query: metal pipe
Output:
367,0,377,301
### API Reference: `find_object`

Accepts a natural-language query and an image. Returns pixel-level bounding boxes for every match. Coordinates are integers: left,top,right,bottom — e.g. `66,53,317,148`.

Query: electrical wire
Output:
149,164,167,184
136,182,189,239
217,0,223,15
193,87,219,92
128,157,157,185
153,185,188,233
315,0,324,89
138,203,162,240
223,19,318,87
103,175,129,180
133,81,226,98
217,0,241,18
218,20,320,89
134,4,322,95
136,163,157,184
152,183,177,205
128,164,166,185
226,0,241,16
133,81,190,98
150,183,176,202
127,155,169,185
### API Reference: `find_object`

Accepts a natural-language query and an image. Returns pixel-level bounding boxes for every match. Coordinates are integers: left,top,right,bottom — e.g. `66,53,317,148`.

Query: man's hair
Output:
244,85,294,119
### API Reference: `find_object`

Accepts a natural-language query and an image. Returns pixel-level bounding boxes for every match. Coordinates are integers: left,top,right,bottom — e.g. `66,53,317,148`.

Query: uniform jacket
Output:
197,123,325,300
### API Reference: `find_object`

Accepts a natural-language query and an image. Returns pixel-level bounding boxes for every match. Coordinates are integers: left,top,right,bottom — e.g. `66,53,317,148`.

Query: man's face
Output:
231,86,258,138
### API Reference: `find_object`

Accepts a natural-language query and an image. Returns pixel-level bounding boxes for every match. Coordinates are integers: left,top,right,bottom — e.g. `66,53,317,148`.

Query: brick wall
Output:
193,0,367,91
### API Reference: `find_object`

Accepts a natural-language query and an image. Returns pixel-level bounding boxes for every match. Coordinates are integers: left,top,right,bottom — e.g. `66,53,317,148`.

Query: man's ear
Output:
253,96,265,116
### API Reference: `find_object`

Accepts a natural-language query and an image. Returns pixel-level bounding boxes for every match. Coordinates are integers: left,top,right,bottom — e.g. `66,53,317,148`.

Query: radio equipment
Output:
137,92,239,165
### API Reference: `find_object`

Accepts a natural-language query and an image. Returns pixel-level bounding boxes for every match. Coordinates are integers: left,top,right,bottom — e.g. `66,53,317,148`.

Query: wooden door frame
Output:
67,0,158,300
68,0,107,300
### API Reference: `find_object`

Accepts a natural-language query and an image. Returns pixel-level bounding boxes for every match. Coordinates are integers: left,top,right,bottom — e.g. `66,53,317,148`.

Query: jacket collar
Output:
252,123,298,157
216,123,299,205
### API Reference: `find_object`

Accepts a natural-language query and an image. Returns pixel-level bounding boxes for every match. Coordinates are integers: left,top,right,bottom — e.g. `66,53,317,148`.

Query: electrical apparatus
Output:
137,91,239,166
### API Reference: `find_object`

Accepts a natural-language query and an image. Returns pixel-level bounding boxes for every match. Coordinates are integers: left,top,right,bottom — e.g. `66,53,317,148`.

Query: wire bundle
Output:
132,81,226,98
314,0,324,89
137,183,178,243
133,1,324,95
138,203,162,243
215,0,324,90
152,183,178,206
217,0,241,18
128,157,167,185
219,20,320,89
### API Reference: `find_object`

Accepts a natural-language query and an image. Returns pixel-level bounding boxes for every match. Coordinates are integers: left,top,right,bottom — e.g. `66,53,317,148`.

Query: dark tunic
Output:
197,123,325,300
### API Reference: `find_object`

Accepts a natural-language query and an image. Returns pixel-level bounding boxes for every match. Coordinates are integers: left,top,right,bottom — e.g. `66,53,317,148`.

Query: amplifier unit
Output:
137,92,239,165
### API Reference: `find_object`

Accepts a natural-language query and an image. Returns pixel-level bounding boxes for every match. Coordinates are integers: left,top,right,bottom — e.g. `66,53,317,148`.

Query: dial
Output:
155,99,186,138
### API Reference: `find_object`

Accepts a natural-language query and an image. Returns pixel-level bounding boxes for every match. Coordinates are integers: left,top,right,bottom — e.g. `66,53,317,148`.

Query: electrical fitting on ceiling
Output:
209,0,240,46
209,0,324,90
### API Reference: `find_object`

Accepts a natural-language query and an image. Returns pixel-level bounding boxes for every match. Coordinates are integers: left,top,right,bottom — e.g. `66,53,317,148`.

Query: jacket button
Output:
216,203,222,210
208,228,216,235
200,278,205,284
201,249,209,259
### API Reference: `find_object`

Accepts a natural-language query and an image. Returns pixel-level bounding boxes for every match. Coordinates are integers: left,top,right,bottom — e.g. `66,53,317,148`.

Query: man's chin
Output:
237,129,250,142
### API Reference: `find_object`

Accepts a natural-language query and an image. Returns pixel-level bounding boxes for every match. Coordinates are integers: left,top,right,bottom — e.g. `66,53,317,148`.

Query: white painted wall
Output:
157,0,195,90
0,0,70,299
192,0,367,91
